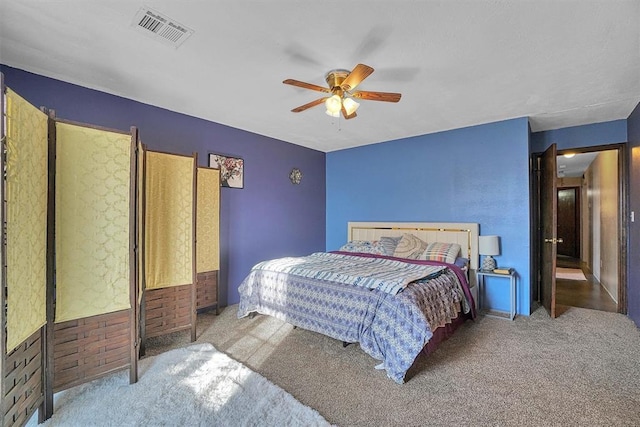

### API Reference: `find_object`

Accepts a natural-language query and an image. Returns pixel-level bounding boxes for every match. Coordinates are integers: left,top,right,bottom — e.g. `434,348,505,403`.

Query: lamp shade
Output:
342,97,359,115
325,94,342,114
478,235,500,256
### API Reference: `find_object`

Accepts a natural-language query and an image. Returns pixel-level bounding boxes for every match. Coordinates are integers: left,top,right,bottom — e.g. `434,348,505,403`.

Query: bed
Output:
237,222,479,383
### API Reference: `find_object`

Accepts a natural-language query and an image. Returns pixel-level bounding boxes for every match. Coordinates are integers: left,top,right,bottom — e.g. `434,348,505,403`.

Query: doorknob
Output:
544,238,564,244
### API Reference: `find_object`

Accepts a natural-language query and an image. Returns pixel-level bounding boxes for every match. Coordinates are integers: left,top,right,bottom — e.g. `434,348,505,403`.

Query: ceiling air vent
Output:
132,7,194,48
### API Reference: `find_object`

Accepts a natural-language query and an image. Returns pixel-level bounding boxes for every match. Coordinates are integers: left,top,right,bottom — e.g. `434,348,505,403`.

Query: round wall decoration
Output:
289,168,303,184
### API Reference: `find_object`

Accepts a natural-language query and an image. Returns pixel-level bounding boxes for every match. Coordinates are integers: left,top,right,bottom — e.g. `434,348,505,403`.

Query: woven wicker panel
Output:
53,310,131,393
196,270,218,310
144,284,192,338
2,330,43,427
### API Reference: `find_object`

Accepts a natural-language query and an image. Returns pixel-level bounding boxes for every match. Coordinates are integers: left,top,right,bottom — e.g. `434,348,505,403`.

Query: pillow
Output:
454,257,469,269
379,236,402,256
420,242,461,264
339,240,386,255
392,234,427,259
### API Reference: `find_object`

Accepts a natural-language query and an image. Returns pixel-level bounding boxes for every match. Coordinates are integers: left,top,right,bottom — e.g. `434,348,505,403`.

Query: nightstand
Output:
476,269,517,320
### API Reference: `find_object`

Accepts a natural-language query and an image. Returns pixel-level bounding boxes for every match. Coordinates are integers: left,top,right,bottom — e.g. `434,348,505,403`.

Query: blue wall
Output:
627,103,640,327
530,120,628,153
1,65,327,305
327,117,532,315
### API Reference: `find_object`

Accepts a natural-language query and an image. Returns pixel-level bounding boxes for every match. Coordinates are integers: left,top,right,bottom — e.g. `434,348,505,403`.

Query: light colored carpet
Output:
556,267,588,281
31,343,331,426
148,304,639,426
36,305,640,426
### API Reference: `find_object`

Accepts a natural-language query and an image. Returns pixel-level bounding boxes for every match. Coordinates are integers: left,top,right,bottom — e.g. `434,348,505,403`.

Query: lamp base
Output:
482,256,497,271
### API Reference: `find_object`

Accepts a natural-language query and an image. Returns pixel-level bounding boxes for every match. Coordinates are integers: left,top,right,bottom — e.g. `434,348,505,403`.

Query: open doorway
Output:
532,144,627,317
555,150,618,313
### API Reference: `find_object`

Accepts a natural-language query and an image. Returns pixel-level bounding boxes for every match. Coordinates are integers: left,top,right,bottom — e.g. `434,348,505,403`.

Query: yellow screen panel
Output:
5,89,48,351
196,167,220,272
55,122,132,323
144,151,194,289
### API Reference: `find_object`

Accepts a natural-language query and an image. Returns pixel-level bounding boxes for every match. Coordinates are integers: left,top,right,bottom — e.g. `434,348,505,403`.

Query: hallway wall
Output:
587,150,619,302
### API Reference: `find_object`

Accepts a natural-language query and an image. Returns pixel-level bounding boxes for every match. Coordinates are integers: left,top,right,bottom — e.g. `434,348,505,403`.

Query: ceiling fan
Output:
283,64,401,120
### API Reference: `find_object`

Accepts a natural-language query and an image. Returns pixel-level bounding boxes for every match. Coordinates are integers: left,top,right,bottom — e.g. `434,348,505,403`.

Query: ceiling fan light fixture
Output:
343,97,360,115
283,64,401,119
325,94,342,114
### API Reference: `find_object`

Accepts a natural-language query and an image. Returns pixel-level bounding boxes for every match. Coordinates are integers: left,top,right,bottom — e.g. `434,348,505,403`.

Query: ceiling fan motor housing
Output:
325,69,350,91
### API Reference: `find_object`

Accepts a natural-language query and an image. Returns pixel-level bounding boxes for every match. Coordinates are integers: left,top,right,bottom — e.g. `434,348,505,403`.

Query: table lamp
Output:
479,235,500,271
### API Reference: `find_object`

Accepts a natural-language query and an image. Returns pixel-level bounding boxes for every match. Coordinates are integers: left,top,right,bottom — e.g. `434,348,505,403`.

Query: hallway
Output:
555,256,617,314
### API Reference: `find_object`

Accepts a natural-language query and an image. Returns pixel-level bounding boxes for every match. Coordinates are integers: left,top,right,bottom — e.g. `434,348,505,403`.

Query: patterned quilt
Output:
237,252,475,384
250,252,446,295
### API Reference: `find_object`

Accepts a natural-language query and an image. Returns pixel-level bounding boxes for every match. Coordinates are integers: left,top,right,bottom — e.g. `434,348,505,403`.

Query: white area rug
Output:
35,343,331,426
556,267,587,281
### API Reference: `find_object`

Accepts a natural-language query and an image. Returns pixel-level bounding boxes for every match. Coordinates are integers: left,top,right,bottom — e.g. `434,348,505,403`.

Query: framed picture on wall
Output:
209,153,244,189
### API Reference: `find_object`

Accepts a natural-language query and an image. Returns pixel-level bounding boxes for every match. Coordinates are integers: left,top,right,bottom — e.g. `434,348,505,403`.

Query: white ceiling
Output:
557,152,599,178
1,1,639,153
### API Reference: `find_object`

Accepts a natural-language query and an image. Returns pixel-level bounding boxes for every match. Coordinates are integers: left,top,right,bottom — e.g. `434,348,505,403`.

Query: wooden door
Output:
557,187,579,258
540,144,558,318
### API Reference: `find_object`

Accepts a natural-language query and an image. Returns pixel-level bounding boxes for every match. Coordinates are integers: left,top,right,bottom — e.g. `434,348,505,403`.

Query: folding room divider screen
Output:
141,149,197,347
2,76,220,426
1,77,139,426
51,118,138,395
196,166,221,312
1,83,49,427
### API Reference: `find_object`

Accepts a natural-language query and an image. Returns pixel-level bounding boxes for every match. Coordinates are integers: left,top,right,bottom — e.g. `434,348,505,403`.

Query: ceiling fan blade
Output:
352,90,401,103
340,64,374,91
291,97,327,113
341,104,357,120
283,79,330,93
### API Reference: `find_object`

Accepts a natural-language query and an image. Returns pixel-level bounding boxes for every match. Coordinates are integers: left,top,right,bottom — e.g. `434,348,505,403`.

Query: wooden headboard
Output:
347,221,479,272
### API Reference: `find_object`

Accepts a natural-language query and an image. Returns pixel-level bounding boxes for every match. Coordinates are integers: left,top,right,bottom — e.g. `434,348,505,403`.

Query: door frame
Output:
530,143,628,314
